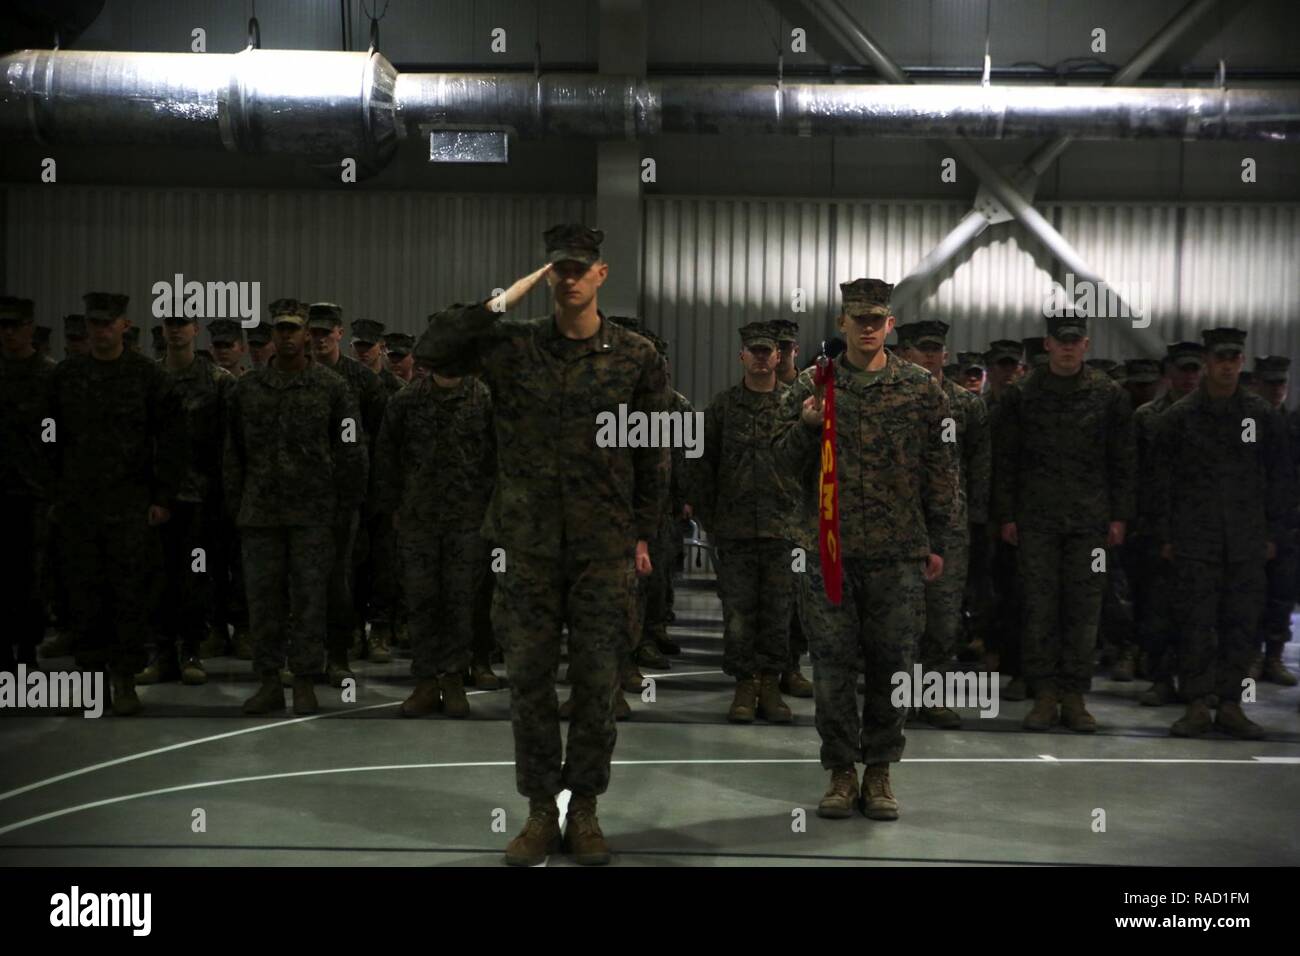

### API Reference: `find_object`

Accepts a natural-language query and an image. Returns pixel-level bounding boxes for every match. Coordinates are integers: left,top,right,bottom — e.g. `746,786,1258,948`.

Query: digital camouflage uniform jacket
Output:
162,353,235,504
991,365,1136,533
414,304,670,560
223,361,368,527
373,375,495,531
0,352,56,499
940,375,991,528
773,350,957,561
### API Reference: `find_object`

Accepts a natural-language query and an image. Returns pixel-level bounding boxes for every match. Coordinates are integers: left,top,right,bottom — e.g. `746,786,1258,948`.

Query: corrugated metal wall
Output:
4,186,592,353
6,186,1298,409
645,196,1300,406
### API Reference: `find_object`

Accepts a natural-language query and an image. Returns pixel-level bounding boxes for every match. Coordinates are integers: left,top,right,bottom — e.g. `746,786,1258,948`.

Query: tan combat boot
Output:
242,670,285,716
400,678,441,717
919,705,961,729
1022,690,1059,732
816,767,859,819
368,626,392,664
504,797,561,866
1139,679,1177,707
779,670,814,698
471,659,501,690
441,672,470,718
1060,692,1097,733
861,763,899,820
1214,700,1265,740
110,669,142,717
1262,644,1297,686
620,663,645,695
326,652,353,688
756,673,793,723
1110,647,1137,682
232,626,253,660
1170,698,1212,737
180,655,207,686
564,793,611,865
727,677,759,723
292,676,318,715
199,624,227,659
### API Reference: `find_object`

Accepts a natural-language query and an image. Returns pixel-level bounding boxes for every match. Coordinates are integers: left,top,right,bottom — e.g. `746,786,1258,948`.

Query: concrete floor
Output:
1,587,1298,867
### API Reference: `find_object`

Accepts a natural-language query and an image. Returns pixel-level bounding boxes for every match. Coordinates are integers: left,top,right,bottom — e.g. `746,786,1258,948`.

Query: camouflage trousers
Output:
1,495,46,661
207,504,247,632
988,532,1024,676
919,528,969,674
61,508,163,674
635,515,676,649
1098,544,1135,654
1257,543,1296,645
242,524,333,676
1172,556,1265,701
1017,529,1107,695
355,511,399,627
326,510,360,657
800,553,925,768
153,500,212,654
401,526,487,678
714,536,795,677
1130,536,1176,681
494,550,637,799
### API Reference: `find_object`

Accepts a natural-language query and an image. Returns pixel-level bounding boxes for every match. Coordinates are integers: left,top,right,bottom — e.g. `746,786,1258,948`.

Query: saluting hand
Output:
487,263,553,314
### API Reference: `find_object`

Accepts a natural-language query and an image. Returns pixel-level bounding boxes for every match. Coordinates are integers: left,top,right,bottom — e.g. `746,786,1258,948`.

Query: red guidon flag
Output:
813,354,842,605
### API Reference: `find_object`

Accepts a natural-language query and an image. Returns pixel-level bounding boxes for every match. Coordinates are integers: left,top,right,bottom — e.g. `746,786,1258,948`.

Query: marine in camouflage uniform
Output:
1128,345,1203,705
0,296,56,670
348,317,403,662
225,299,368,715
1151,328,1294,739
1248,355,1298,686
137,313,236,686
200,318,251,659
374,368,495,717
973,339,1024,686
895,320,990,730
992,314,1136,733
771,317,814,699
693,320,800,723
47,292,188,715
774,278,956,821
308,303,387,685
415,226,669,866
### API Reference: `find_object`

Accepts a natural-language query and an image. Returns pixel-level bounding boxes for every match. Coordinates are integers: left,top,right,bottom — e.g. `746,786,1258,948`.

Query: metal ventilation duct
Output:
2,48,1298,177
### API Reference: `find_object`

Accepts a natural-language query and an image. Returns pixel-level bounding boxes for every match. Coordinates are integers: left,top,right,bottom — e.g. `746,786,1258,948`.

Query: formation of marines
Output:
1,221,1297,865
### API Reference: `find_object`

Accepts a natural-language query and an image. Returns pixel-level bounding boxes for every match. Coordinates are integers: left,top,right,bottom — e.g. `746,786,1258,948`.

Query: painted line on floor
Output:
0,675,730,808
1,753,1292,838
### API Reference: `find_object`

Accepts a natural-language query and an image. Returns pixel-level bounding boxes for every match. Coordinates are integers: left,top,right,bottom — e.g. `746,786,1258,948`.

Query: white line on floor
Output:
1,754,1292,838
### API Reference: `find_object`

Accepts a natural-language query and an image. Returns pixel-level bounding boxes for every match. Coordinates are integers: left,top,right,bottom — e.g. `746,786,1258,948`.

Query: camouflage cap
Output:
83,292,129,320
34,325,52,346
985,339,1024,364
246,323,273,345
914,320,950,348
1022,336,1048,367
1201,327,1247,357
769,318,800,343
958,351,985,371
544,223,604,266
1085,358,1118,373
1124,358,1162,384
351,318,385,344
151,325,166,347
307,302,344,329
268,298,308,322
383,331,415,356
63,314,87,338
1046,313,1088,341
892,322,916,347
942,362,960,379
208,318,244,344
739,321,777,350
0,296,34,321
1166,341,1205,369
1254,355,1291,383
840,278,893,318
